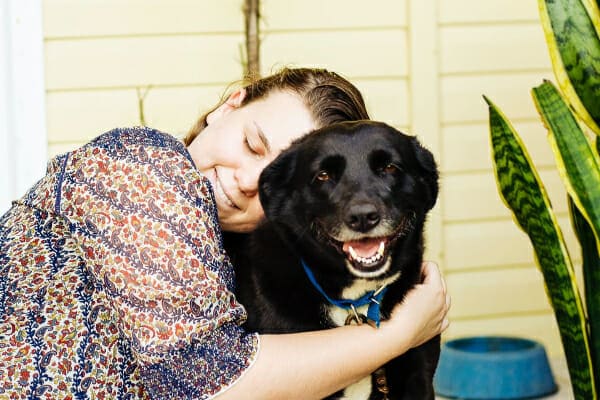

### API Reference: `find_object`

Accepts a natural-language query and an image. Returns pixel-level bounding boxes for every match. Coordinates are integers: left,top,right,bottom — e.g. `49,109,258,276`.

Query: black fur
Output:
229,120,440,399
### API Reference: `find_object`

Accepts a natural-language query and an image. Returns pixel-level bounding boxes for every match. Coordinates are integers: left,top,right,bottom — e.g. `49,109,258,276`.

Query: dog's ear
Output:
411,138,439,211
258,147,298,218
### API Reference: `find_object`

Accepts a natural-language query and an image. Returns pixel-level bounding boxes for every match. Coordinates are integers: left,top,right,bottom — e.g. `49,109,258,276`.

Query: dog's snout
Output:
345,203,380,232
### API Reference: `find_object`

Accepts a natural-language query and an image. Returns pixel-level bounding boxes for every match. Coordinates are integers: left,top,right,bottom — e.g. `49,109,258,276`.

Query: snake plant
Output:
486,0,600,398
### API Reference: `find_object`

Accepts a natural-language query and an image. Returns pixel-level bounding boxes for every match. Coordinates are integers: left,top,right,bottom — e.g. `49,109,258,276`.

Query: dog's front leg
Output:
384,336,440,400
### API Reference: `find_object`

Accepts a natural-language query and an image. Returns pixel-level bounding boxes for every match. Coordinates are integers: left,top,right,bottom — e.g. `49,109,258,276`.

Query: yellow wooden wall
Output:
43,0,575,357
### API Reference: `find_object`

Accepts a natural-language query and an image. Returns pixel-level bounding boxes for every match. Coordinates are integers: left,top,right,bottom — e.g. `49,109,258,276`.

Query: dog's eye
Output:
316,171,331,182
380,163,400,175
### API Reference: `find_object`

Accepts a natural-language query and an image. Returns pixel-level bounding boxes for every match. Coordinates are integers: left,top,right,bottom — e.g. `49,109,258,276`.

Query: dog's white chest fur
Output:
326,273,400,399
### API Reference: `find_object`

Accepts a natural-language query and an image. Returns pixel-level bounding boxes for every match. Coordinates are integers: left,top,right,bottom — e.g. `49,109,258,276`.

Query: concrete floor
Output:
539,357,573,400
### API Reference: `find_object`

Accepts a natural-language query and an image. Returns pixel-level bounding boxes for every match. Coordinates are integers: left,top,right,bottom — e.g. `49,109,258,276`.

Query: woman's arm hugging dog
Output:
231,120,440,400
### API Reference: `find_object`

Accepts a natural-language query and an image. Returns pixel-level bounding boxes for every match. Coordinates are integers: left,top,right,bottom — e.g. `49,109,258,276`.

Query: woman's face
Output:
187,90,317,232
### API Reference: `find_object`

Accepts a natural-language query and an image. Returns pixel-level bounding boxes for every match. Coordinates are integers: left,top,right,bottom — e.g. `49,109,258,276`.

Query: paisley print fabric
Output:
0,127,259,399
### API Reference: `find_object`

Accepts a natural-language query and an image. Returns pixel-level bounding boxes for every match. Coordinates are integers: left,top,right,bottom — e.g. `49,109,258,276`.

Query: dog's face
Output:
259,121,438,279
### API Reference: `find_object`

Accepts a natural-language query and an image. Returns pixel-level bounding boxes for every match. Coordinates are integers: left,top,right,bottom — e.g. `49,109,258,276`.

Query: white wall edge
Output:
0,0,47,215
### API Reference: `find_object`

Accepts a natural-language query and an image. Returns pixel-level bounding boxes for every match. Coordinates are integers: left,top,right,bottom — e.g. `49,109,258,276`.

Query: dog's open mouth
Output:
323,212,418,277
342,238,389,271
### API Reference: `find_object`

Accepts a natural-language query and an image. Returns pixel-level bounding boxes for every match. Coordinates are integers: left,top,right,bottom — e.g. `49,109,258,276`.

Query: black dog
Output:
228,120,440,399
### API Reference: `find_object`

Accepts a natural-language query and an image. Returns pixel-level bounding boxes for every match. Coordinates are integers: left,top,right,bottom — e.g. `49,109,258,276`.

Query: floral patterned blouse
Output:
0,127,259,399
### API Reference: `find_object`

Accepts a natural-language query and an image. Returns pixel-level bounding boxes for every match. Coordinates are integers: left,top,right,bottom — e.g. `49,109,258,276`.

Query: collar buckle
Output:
344,304,367,326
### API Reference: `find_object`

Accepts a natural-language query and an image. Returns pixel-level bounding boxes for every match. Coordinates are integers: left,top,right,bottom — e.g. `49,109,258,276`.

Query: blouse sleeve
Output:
57,127,259,398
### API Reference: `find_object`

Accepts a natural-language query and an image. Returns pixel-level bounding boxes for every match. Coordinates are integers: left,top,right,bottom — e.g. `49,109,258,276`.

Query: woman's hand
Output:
385,261,451,350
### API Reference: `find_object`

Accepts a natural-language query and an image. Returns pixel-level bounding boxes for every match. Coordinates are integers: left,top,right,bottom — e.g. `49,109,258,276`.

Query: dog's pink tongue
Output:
343,239,382,258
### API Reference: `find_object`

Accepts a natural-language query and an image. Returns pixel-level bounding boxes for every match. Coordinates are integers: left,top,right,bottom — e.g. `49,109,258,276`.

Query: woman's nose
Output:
235,161,265,197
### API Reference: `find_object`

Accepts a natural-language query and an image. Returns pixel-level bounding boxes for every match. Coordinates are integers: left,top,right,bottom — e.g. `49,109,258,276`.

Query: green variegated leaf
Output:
485,95,595,399
532,81,600,251
570,195,600,390
538,0,600,135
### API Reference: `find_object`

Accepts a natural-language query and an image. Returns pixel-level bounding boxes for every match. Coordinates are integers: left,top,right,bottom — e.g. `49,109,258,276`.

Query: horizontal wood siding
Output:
43,0,244,37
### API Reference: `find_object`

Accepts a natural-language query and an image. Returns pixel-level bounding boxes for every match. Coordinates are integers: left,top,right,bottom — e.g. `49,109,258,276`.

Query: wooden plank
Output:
441,72,551,124
47,90,140,142
440,24,550,74
46,85,228,143
353,79,409,127
262,0,406,30
261,29,408,78
446,267,552,318
423,202,443,262
439,0,539,24
45,35,244,90
43,0,243,37
409,0,443,264
443,168,568,222
442,121,555,172
443,313,564,357
444,216,581,271
143,85,232,136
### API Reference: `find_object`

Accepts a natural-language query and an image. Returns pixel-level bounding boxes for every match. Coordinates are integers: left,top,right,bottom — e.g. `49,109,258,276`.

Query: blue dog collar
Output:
301,259,388,328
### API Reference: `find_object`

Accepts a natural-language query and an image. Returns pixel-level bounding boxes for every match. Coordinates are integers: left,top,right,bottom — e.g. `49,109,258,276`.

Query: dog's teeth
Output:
348,246,358,260
348,243,386,266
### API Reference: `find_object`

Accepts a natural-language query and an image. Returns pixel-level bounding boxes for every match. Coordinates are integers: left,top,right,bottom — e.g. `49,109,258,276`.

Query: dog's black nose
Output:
345,204,380,232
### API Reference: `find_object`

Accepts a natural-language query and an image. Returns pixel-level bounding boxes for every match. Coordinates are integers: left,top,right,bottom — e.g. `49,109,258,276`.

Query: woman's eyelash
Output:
244,135,262,156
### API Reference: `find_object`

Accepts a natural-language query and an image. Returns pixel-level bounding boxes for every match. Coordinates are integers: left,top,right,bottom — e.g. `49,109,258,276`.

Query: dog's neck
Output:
301,258,397,328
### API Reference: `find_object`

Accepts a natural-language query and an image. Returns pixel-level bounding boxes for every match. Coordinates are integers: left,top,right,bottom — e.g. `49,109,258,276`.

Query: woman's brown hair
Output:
183,67,370,146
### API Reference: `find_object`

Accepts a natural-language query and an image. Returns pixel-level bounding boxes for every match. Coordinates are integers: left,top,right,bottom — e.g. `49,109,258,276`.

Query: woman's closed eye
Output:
244,122,270,159
244,135,260,156
244,133,265,158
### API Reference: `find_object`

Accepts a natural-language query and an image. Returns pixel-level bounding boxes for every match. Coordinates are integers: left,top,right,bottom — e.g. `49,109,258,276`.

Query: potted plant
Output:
485,0,600,398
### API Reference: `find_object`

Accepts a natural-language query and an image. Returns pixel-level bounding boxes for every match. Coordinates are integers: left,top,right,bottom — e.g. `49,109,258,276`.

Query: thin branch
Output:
136,85,152,126
243,0,260,77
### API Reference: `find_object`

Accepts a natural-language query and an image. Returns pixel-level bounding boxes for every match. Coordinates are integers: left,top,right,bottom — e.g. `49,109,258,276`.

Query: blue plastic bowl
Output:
434,336,558,399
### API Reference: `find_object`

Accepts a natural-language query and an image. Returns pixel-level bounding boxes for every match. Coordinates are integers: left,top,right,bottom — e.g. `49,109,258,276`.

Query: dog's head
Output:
259,120,438,279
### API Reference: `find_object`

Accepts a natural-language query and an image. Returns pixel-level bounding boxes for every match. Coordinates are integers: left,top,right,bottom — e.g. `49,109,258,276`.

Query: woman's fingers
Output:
421,261,442,285
422,260,451,333
442,317,450,331
441,271,447,295
422,262,449,305
441,282,451,332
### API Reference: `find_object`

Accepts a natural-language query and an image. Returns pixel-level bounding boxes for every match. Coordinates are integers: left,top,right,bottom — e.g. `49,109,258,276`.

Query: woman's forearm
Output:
217,323,407,400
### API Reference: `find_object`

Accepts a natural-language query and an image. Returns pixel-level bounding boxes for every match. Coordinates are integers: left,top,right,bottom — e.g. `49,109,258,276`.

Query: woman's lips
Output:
213,169,238,209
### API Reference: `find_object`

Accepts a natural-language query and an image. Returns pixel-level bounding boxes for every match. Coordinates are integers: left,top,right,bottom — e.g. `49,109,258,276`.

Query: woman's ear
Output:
206,88,247,124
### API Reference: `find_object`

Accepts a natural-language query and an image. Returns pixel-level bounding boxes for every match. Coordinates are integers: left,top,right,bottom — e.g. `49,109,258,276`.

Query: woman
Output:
0,67,450,399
